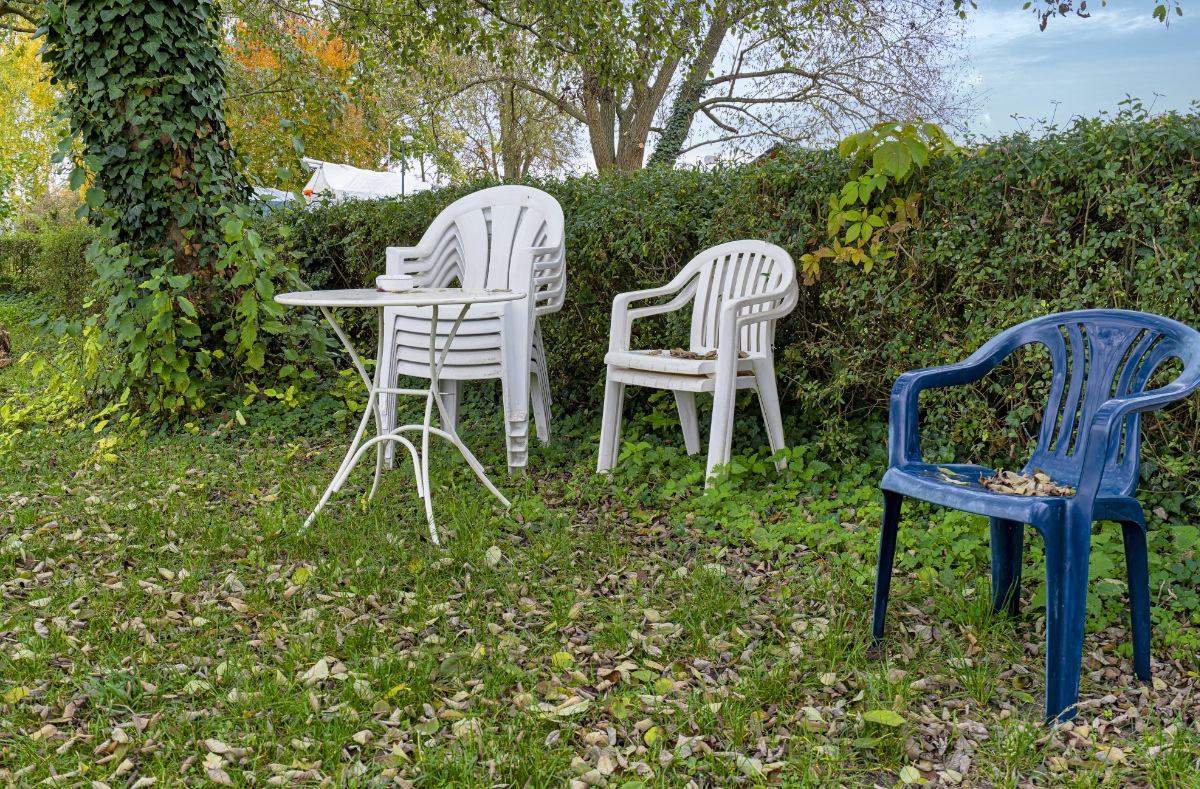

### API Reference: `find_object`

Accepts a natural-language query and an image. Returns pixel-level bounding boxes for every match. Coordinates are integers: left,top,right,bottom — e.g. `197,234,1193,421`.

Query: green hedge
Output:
0,233,43,282
271,108,1200,460
0,226,97,314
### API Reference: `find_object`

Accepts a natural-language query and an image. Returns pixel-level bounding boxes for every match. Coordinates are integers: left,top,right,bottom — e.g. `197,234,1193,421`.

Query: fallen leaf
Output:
3,686,29,704
863,709,906,727
205,739,231,754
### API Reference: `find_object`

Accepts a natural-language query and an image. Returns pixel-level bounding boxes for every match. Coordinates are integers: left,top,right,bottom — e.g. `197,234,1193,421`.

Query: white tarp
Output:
301,158,431,202
252,187,297,209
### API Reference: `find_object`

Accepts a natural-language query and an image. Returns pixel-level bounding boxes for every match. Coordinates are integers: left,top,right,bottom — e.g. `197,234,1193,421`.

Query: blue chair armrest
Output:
889,329,1030,467
1076,373,1200,503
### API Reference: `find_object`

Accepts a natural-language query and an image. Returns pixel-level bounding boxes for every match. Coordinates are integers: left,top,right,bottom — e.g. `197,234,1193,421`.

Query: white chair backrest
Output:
683,241,795,355
386,186,565,315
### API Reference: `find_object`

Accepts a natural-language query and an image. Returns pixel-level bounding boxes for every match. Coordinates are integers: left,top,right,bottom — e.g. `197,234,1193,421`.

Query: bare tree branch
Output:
444,75,587,124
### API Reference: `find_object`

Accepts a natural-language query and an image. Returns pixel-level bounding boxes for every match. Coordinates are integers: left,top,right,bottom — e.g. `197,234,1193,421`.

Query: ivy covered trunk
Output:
40,0,314,411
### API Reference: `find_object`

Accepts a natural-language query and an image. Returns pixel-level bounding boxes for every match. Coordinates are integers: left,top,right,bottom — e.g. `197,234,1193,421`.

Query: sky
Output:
965,0,1200,137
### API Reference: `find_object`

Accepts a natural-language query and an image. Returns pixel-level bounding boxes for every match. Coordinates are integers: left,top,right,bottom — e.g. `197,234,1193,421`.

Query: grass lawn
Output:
2,292,1199,789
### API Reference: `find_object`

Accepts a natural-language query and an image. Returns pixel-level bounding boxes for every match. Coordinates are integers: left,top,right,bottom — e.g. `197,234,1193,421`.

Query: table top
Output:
275,288,527,308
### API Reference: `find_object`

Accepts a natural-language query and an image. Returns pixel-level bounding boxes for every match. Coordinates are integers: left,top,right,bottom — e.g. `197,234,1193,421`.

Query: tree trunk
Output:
498,83,523,179
582,72,618,170
648,14,729,166
647,79,708,167
583,50,682,171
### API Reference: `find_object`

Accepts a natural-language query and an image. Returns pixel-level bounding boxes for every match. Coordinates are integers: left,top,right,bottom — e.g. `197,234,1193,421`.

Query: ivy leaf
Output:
85,186,105,209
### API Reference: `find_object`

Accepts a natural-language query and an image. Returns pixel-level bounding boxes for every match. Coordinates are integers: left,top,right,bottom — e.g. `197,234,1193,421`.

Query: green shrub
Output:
270,107,1200,460
0,232,43,283
33,225,97,315
0,226,98,314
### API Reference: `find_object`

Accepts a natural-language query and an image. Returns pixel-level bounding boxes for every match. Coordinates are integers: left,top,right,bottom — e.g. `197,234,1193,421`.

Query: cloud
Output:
962,0,1198,135
969,0,1160,52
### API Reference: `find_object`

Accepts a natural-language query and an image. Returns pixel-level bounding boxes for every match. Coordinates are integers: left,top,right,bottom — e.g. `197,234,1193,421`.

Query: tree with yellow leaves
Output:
0,33,64,223
224,20,386,189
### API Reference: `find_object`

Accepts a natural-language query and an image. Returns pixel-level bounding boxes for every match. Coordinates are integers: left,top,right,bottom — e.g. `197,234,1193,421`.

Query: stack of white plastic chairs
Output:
376,186,566,473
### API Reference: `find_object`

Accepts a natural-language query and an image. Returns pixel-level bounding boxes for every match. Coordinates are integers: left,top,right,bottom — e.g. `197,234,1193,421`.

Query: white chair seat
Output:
607,367,760,393
604,349,757,377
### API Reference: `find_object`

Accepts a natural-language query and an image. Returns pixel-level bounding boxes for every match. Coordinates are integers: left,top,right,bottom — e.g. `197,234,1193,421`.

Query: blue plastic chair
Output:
871,309,1200,722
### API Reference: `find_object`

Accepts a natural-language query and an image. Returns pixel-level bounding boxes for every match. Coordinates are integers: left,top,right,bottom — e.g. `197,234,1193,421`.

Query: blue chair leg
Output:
871,491,903,644
1120,521,1152,682
1042,510,1093,722
990,517,1025,617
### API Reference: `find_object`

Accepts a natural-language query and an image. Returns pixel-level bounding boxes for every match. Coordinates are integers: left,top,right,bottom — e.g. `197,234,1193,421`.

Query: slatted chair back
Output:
386,185,565,316
1010,311,1200,496
685,241,796,357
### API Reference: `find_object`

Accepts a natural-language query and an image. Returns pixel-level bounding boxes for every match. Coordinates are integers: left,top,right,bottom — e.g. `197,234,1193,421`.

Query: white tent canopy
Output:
301,158,431,202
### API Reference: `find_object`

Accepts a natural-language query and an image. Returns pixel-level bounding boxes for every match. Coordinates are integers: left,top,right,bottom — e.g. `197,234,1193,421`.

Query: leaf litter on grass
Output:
0,428,1198,789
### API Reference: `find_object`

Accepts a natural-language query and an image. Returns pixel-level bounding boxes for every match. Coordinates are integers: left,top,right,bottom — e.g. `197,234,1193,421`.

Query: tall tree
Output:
0,32,62,218
0,1,38,33
422,41,580,180
39,0,310,410
332,0,971,170
650,0,973,164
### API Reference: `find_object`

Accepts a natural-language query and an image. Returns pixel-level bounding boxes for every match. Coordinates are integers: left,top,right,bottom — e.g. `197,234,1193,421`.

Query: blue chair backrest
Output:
1007,310,1200,496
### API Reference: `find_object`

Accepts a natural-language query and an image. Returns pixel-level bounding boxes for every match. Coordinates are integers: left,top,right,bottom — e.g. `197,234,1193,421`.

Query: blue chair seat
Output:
881,465,1146,528
870,309,1200,723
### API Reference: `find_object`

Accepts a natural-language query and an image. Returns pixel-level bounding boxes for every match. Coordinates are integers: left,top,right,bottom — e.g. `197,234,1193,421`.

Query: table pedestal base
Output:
302,304,510,544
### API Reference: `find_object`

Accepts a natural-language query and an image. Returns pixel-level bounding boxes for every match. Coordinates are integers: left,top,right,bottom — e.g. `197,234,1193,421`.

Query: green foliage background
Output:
38,0,324,412
274,107,1200,457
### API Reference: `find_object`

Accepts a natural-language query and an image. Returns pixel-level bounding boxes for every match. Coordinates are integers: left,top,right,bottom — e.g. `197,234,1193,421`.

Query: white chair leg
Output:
597,375,626,473
752,358,787,471
376,327,398,470
499,311,532,475
531,368,551,444
531,328,552,444
439,379,460,431
499,374,531,475
673,391,702,455
705,370,738,485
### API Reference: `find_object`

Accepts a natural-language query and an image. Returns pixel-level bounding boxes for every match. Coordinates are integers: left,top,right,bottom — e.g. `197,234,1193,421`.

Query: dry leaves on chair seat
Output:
648,348,749,360
979,469,1075,497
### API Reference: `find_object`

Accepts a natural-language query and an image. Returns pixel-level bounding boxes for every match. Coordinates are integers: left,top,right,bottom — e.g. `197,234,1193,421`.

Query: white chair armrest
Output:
712,281,798,358
385,244,435,275
532,244,564,271
608,278,699,354
726,283,798,328
627,285,698,321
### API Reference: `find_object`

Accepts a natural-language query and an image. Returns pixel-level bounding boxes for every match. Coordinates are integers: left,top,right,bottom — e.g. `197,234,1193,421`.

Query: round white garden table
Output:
275,288,526,544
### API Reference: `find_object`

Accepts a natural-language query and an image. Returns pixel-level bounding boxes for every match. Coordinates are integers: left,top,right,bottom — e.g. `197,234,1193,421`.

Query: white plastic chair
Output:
596,240,798,483
377,186,566,473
